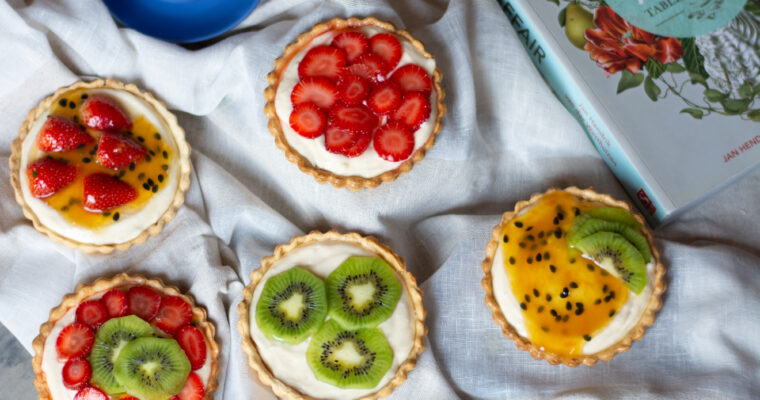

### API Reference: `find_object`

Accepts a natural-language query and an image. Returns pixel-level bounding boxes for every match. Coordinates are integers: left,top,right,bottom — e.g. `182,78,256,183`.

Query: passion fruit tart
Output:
481,187,666,366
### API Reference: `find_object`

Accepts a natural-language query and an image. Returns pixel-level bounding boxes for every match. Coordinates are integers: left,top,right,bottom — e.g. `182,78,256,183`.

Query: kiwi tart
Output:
481,187,667,366
238,231,426,400
32,273,219,399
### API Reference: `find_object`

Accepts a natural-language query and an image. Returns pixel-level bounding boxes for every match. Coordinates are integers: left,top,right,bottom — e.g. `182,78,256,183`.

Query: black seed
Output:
533,289,539,297
138,173,145,180
576,302,584,309
604,295,612,303
583,335,591,341
523,294,531,303
126,130,133,136
603,284,608,293
152,185,158,193
143,183,150,190
58,99,67,107
536,253,542,262
137,136,145,142
61,206,68,211
163,151,168,159
553,217,559,225
526,234,534,241
509,257,515,265
147,178,154,186
570,282,578,289
538,231,544,238
503,235,509,243
73,116,79,123
544,252,550,260
145,154,151,162
518,242,526,248
82,157,91,163
527,257,532,264
557,212,564,221
570,258,576,263
154,133,161,140
118,170,126,178
530,244,537,250
515,221,523,228
129,162,135,171
158,174,164,182
555,315,562,322
537,306,544,313
595,299,602,305
574,207,580,216
554,229,562,238
77,144,85,149
161,164,169,170
566,301,572,310
112,212,120,221
550,309,558,317
69,101,76,109
520,302,527,310
610,291,615,299
526,226,533,231
546,294,552,302
149,150,156,156
609,310,616,317
560,287,569,298
587,263,595,271
575,308,585,316
541,326,549,332
81,93,88,99
103,211,111,217
549,264,556,273
600,269,609,276
562,315,569,322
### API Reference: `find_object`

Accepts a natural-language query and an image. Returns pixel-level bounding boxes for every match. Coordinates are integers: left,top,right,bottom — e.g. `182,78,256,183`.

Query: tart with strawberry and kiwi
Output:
481,187,667,366
32,273,219,400
9,79,191,253
264,17,446,190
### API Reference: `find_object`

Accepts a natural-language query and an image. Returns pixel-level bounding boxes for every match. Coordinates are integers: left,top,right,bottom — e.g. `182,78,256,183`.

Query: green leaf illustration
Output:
746,0,760,17
755,83,760,95
665,63,686,73
689,72,708,86
721,98,750,114
617,70,645,94
680,108,704,119
739,82,754,98
748,110,760,122
645,58,666,79
704,89,727,103
558,6,567,27
680,37,708,77
644,76,661,101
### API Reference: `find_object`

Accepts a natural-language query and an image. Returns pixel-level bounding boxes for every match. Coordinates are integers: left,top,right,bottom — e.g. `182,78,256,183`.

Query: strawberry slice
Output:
367,81,402,115
392,92,431,130
176,372,204,400
154,296,193,334
370,33,402,70
80,95,131,131
126,286,161,321
101,288,128,318
26,158,77,198
82,173,137,212
350,53,388,81
73,386,108,400
75,300,109,330
331,31,369,62
337,74,372,105
342,131,372,158
298,45,347,80
290,103,327,139
56,323,94,360
95,131,147,169
328,103,378,133
62,358,92,390
291,77,338,109
373,121,415,162
37,115,93,152
324,125,359,155
389,64,432,96
175,325,207,371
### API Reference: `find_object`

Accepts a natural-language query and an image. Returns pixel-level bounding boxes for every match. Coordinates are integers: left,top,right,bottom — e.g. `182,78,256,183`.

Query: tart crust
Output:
9,79,192,254
237,230,427,400
264,17,446,190
31,273,220,400
481,187,667,367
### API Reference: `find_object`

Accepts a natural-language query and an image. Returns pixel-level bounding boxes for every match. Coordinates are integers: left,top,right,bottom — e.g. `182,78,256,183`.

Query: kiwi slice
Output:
567,218,652,262
255,266,328,345
575,232,647,294
88,315,154,395
113,337,191,400
326,257,402,329
306,319,392,389
585,207,642,230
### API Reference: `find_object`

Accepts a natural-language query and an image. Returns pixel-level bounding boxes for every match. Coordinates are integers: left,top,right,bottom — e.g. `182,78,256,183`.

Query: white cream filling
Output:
248,241,415,400
19,89,181,245
274,27,438,178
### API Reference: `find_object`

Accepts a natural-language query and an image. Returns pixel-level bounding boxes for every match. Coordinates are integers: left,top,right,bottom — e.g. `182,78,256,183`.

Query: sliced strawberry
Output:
119,397,139,400
37,115,93,152
373,121,415,162
291,77,338,109
346,62,380,83
95,131,147,169
290,103,327,139
154,296,193,334
80,95,131,131
342,131,372,158
175,325,207,371
370,33,402,70
389,64,432,96
101,288,128,318
331,31,369,62
338,74,372,105
82,173,137,212
350,53,388,81
62,358,92,390
176,372,204,400
367,81,402,115
56,323,94,360
328,103,378,133
126,286,161,321
26,158,77,198
297,45,347,80
73,386,108,400
75,300,109,330
324,125,358,155
392,92,431,130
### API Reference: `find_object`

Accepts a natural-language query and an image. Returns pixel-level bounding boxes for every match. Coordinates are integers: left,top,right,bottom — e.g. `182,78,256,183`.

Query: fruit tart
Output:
264,17,446,190
238,231,426,399
481,187,667,366
9,79,192,253
32,273,219,400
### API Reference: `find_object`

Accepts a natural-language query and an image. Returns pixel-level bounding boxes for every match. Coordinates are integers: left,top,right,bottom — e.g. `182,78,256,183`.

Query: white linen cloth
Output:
1,0,758,398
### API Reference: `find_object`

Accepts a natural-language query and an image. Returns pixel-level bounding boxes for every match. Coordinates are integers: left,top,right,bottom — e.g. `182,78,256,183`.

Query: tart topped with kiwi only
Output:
264,17,446,190
9,79,192,253
238,231,426,400
32,274,219,400
481,187,666,366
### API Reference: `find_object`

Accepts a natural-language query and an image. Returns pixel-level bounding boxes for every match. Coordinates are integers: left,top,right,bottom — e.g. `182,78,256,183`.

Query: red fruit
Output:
342,131,372,158
56,323,94,360
126,286,161,321
73,386,108,400
389,64,432,96
80,95,131,131
331,31,369,62
175,372,204,400
26,158,77,198
367,81,402,115
346,62,380,83
369,33,402,70
324,125,359,155
82,173,137,212
154,296,193,334
37,116,93,152
298,45,347,80
373,121,415,162
175,325,207,371
392,92,431,130
119,397,139,400
350,53,388,81
95,132,146,169
75,300,109,330
289,103,327,139
291,77,338,109
101,288,128,318
338,74,372,105
328,103,378,133
62,358,92,390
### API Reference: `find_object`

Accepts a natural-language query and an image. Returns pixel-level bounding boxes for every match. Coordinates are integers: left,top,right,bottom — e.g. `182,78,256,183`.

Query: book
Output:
496,0,760,226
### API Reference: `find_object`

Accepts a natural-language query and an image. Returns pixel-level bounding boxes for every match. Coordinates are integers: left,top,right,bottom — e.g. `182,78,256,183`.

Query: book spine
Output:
495,0,670,226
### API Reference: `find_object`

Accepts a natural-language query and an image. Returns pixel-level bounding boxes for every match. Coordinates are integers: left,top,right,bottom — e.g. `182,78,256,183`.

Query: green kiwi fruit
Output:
575,232,647,294
88,315,155,395
255,266,328,345
113,337,191,400
567,218,652,262
326,257,402,329
585,207,642,230
306,319,392,389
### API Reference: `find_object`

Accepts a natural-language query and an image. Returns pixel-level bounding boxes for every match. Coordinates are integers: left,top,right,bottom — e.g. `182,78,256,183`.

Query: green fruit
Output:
585,207,642,230
565,3,595,49
575,232,647,294
306,320,393,389
88,315,154,395
326,257,402,329
567,218,652,262
255,267,328,345
113,337,191,400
